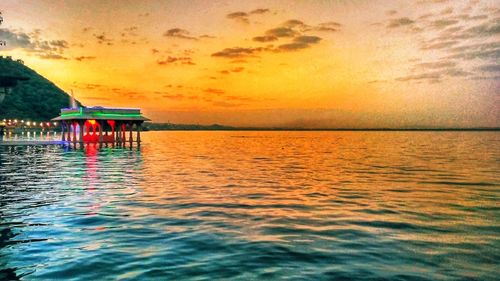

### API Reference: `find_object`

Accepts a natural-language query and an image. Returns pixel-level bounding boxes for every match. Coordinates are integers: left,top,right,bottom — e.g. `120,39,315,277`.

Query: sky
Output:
0,0,498,128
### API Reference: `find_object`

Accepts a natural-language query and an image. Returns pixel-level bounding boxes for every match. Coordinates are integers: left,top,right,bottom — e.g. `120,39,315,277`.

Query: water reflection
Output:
0,131,499,280
0,144,143,279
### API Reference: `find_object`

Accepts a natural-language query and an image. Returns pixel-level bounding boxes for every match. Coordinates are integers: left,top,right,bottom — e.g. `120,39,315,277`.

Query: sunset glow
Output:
1,0,498,127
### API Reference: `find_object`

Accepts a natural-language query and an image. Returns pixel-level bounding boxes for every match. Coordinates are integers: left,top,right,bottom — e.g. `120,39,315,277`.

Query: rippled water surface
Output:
1,131,499,280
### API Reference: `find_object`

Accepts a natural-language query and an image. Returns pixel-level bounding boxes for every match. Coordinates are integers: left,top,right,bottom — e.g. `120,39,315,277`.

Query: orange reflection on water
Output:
134,131,499,244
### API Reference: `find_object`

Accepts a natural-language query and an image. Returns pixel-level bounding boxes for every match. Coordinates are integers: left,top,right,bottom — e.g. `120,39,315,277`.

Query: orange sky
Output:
0,0,498,127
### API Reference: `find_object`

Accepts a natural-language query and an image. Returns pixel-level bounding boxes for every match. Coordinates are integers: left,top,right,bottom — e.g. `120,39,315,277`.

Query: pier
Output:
52,106,150,147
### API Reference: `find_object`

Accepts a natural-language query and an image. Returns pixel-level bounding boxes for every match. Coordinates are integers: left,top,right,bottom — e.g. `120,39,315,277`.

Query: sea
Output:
0,131,498,280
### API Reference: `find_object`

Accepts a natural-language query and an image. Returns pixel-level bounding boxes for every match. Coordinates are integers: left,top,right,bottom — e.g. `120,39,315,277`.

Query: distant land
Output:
143,123,500,131
1,58,498,131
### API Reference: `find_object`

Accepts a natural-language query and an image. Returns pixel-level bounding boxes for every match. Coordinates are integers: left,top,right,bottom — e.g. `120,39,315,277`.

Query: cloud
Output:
417,0,449,3
416,61,456,69
446,49,500,61
276,35,321,52
199,34,216,39
211,101,244,107
294,35,321,44
0,28,71,59
50,40,69,49
391,3,499,85
216,18,332,59
217,67,245,75
387,17,415,28
230,59,248,64
121,26,139,39
93,33,113,45
396,72,442,82
250,9,270,15
157,56,195,65
282,19,308,29
163,28,198,40
315,22,341,32
265,27,298,37
252,35,278,42
38,54,68,60
0,29,33,49
227,8,272,24
225,95,253,101
395,67,470,83
211,47,268,58
431,19,459,29
204,88,225,95
110,88,147,99
163,28,213,40
74,56,96,61
276,42,309,51
226,12,249,24
421,40,459,50
85,96,111,101
231,67,245,72
476,64,500,72
386,10,397,16
440,7,453,15
161,93,184,100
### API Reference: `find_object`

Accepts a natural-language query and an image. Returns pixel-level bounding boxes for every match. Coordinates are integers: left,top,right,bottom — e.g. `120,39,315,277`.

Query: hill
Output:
0,56,79,121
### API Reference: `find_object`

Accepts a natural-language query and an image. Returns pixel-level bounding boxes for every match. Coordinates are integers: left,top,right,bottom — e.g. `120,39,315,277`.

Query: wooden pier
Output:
0,140,65,146
52,106,150,147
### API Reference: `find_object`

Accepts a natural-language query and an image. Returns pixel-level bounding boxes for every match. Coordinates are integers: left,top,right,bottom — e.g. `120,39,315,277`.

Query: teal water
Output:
0,131,499,280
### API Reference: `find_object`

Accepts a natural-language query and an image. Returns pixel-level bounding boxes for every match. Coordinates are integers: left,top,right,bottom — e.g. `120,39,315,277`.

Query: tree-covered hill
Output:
0,56,80,121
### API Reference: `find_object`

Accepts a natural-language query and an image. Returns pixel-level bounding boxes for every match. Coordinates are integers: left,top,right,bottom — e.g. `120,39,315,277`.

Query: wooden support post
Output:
61,122,66,141
136,122,141,145
116,121,121,146
122,123,126,145
71,122,76,144
129,122,133,146
99,121,104,144
67,121,72,142
79,121,84,147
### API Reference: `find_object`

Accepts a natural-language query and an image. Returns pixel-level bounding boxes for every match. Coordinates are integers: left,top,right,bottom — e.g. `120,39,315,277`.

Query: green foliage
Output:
0,58,81,121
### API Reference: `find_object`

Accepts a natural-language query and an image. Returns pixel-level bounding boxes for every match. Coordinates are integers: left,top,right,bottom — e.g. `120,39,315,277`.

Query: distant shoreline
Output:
143,124,500,132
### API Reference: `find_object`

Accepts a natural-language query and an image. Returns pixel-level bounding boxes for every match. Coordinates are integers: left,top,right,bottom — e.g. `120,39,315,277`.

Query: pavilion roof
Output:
52,106,150,121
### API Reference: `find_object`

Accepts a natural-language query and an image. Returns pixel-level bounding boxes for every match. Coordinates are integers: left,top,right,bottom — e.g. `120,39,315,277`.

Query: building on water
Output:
52,106,150,146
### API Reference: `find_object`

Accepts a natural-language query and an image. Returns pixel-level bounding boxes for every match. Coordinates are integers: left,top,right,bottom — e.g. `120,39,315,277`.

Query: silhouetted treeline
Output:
143,122,499,131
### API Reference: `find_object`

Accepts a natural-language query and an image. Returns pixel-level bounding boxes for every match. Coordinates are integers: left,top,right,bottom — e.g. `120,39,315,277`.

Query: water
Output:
0,131,498,280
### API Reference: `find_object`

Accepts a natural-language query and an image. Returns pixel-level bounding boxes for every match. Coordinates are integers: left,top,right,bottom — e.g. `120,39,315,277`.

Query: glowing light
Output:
88,119,96,125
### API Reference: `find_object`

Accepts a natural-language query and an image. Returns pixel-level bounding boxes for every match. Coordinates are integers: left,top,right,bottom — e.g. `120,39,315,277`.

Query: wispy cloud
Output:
211,47,269,58
164,28,198,40
216,18,333,59
93,33,113,45
387,2,499,85
163,28,214,40
387,17,414,28
74,56,96,61
226,8,272,24
157,56,195,66
0,28,70,59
